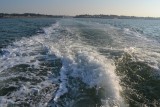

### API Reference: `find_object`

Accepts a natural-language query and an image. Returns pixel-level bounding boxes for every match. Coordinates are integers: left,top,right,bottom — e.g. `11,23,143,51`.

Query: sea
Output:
0,18,160,107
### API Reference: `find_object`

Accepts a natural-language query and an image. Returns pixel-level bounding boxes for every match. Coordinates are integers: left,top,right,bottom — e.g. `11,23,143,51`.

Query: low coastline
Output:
0,13,67,18
1,13,160,20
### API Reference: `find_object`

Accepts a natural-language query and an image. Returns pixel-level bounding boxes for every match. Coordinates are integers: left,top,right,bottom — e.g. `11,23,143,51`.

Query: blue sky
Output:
0,0,160,17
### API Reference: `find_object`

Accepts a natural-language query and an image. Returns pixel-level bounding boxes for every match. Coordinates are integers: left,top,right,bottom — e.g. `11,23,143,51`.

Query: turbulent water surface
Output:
0,18,160,107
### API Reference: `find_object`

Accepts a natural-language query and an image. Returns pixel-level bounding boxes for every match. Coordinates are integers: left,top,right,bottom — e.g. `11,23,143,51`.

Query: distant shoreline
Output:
0,13,160,20
74,14,160,20
0,13,68,18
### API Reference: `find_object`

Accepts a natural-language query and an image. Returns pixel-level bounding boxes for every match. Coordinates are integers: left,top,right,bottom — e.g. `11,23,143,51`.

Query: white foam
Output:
101,23,160,73
124,47,160,71
40,22,125,104
0,23,61,106
0,19,139,106
41,19,159,106
0,23,60,73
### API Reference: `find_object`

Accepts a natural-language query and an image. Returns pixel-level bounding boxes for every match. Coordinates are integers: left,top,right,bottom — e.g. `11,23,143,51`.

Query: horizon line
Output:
1,13,160,18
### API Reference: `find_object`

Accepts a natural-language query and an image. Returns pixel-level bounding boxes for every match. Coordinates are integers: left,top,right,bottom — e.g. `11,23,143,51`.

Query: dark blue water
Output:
0,18,57,49
0,18,160,107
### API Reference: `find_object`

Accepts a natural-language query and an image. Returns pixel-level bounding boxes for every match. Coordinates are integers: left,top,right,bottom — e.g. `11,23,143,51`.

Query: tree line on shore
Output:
0,13,64,18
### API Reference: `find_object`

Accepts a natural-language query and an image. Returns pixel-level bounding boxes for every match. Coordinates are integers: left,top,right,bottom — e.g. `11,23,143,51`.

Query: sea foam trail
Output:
0,20,126,106
1,19,160,107
41,21,126,106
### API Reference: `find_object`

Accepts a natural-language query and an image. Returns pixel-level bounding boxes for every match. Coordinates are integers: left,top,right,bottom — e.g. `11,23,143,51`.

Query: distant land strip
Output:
0,13,67,18
0,13,160,19
74,14,160,19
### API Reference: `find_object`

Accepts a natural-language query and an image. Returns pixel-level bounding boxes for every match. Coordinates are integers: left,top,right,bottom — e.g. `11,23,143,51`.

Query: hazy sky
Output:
0,0,160,17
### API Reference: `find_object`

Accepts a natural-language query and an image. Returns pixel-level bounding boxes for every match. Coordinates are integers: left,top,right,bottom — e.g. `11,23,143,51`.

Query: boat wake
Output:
0,19,160,107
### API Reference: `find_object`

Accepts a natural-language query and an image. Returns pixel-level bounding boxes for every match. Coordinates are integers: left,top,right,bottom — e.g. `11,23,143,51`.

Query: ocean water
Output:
0,18,160,107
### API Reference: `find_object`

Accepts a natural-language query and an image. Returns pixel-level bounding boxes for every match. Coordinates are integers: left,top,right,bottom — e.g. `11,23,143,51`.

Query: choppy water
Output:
0,18,160,107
